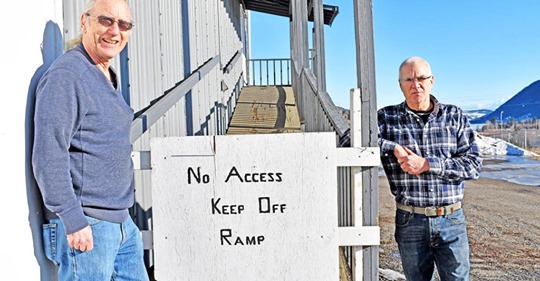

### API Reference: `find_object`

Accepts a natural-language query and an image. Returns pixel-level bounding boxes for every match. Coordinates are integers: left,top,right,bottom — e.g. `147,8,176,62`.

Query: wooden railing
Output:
247,58,291,86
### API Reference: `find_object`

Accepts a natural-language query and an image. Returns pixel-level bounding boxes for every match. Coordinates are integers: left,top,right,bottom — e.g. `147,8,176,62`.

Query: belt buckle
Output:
425,207,438,217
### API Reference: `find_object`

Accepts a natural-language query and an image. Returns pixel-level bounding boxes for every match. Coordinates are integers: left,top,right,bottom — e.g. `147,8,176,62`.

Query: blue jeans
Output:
395,208,470,281
43,215,149,281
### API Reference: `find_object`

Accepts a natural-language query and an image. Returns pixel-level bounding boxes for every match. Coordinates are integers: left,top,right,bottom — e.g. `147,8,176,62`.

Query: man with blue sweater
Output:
33,0,148,279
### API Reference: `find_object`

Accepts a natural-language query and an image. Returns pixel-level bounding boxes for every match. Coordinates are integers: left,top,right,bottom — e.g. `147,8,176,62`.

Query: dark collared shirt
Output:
378,95,482,207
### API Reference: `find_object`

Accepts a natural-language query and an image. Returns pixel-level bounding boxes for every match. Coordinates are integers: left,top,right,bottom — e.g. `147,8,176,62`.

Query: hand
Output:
393,144,409,158
394,145,429,176
67,225,93,252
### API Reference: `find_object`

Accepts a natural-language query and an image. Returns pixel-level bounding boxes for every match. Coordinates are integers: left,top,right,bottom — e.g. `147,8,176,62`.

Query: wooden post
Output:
313,0,327,93
352,0,379,280
289,0,309,125
350,88,363,279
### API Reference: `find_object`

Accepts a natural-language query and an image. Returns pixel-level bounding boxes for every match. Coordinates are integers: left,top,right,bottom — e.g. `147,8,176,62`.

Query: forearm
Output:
379,138,399,157
428,119,483,181
427,153,482,181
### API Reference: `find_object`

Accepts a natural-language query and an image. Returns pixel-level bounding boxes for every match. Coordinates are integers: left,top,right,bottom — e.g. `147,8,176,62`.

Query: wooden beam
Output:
353,0,379,279
338,226,380,246
336,147,380,167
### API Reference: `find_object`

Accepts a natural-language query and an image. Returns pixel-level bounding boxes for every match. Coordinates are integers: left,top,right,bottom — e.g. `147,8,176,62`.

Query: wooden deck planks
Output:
226,86,302,135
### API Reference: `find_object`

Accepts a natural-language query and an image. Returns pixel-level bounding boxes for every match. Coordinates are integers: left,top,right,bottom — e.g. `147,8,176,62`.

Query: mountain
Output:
464,109,493,123
475,80,540,124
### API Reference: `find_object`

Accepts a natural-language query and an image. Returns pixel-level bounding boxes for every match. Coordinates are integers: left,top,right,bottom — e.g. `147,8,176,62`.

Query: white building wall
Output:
0,1,63,279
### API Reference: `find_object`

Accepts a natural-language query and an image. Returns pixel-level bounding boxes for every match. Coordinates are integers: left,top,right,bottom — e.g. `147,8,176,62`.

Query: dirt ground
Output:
378,168,540,280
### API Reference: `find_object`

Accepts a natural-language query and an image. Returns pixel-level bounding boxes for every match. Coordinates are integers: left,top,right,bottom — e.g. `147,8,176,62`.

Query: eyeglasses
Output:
400,76,432,84
85,13,134,31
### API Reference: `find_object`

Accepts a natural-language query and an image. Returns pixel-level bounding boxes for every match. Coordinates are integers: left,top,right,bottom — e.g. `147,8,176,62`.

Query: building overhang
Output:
242,0,339,26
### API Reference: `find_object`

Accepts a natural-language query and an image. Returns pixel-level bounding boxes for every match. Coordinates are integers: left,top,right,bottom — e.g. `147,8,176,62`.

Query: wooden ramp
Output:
226,86,302,135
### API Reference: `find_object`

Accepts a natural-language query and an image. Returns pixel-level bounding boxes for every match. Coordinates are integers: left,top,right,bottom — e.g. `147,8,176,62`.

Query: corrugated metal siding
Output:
125,0,245,146
129,0,165,149
158,0,186,139
62,0,84,45
191,0,217,136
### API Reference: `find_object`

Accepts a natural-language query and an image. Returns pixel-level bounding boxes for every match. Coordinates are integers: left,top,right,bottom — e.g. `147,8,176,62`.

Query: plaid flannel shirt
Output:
378,95,482,207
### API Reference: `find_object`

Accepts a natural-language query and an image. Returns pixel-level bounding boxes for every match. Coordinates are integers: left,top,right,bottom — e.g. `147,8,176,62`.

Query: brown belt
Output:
396,202,461,217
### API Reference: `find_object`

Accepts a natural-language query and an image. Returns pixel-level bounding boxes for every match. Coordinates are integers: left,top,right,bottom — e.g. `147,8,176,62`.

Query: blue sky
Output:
249,1,540,110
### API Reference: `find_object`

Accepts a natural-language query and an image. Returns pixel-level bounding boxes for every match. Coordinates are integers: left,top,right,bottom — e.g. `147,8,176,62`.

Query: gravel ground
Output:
378,170,540,280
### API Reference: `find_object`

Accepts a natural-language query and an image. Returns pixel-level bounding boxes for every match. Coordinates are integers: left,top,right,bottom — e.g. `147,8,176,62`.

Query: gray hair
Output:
66,0,94,50
84,0,129,12
84,0,95,12
398,56,432,78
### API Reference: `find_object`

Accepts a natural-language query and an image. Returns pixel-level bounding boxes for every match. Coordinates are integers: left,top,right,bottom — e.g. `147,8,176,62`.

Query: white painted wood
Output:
350,88,364,280
142,142,379,171
131,151,151,170
337,147,380,167
337,226,380,246
150,133,339,281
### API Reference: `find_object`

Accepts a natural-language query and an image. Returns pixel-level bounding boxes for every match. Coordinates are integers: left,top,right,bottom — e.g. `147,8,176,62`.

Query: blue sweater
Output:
33,45,135,235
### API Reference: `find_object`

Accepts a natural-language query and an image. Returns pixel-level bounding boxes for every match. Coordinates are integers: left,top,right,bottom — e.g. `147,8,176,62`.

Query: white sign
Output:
151,133,339,281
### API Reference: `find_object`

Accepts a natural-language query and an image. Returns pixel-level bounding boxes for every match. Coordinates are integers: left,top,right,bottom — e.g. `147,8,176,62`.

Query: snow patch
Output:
475,132,538,157
379,268,406,281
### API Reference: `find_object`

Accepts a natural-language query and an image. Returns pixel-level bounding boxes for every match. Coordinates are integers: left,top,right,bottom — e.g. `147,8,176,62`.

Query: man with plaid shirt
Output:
378,56,482,281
